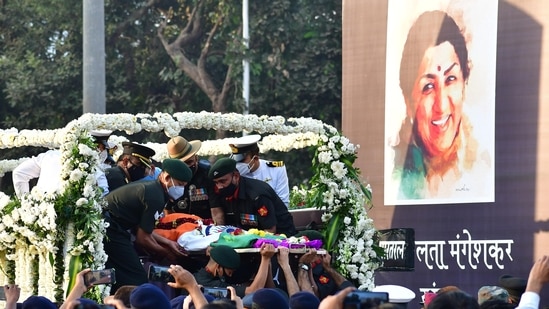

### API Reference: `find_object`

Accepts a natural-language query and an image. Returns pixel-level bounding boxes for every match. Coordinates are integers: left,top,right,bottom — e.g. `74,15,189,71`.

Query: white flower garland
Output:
0,112,379,300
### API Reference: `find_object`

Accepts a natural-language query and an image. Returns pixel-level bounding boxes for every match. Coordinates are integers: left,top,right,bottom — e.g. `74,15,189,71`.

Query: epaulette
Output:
266,160,284,167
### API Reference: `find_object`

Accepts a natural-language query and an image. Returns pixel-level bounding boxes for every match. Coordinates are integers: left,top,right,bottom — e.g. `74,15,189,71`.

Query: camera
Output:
147,264,174,282
203,287,231,299
343,291,389,309
83,269,116,287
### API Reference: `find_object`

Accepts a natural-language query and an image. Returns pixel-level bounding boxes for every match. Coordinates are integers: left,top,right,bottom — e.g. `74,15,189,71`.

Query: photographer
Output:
166,264,210,309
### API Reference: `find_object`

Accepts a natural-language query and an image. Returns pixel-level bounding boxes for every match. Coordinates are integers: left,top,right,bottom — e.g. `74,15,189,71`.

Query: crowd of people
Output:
8,133,549,308
3,253,549,308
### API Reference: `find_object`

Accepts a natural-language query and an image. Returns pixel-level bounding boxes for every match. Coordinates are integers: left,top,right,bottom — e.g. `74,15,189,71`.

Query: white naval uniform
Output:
245,159,290,207
12,149,109,198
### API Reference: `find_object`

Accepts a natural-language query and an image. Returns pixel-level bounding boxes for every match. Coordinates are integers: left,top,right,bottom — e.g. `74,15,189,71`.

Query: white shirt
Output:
516,292,540,309
246,159,290,207
12,149,109,198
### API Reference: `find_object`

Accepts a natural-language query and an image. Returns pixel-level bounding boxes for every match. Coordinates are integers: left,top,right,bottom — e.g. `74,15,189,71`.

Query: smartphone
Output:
0,286,5,301
83,269,116,287
203,287,231,299
147,264,174,283
343,291,389,309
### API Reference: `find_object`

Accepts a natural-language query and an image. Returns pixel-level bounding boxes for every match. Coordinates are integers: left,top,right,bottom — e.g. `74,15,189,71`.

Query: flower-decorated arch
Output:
0,112,380,302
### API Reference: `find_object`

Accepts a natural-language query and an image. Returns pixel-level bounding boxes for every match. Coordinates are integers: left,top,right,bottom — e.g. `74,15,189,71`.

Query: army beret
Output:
209,157,237,179
122,142,155,168
294,230,325,242
210,245,240,269
162,159,192,182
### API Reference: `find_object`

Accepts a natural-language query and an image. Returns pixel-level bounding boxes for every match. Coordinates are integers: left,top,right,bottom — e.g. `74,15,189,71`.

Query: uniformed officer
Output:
193,243,277,297
90,129,116,168
209,157,296,236
229,134,290,207
103,158,192,293
165,136,219,219
104,142,156,192
12,131,111,198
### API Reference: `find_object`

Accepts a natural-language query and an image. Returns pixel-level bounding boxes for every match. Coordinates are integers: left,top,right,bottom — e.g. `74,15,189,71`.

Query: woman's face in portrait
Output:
409,41,465,158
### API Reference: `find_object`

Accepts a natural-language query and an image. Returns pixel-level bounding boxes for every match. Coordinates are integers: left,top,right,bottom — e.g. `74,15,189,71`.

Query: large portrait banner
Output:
384,0,497,205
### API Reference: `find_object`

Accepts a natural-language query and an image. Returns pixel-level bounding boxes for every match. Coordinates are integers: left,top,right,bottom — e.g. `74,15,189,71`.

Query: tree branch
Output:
108,0,159,45
172,0,203,47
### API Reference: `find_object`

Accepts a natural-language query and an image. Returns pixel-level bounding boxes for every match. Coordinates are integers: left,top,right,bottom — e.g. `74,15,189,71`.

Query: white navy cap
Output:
91,130,113,148
372,285,415,306
229,134,261,162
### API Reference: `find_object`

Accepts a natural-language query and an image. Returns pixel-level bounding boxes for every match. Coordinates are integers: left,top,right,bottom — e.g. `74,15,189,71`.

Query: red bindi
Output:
437,65,441,71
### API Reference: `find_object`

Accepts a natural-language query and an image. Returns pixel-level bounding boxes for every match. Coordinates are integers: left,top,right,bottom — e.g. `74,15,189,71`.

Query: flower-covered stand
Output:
0,112,381,303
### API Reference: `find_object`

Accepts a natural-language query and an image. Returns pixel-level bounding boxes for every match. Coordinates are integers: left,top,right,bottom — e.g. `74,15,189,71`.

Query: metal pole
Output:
243,0,250,117
83,0,106,114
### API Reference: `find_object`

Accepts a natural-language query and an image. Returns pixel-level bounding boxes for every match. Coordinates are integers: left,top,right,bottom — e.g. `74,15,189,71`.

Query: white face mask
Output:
236,162,251,176
98,149,108,164
236,156,256,176
168,178,185,200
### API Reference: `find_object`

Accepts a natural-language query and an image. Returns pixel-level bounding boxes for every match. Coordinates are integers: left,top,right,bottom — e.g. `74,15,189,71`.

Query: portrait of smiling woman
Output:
385,6,495,204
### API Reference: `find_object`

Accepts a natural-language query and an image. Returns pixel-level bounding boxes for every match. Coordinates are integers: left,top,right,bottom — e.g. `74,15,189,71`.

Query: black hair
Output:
399,10,470,102
427,290,479,309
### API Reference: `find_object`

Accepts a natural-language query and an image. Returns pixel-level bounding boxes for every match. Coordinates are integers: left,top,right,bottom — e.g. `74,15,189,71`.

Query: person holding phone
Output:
60,268,101,309
3,284,21,309
318,286,356,309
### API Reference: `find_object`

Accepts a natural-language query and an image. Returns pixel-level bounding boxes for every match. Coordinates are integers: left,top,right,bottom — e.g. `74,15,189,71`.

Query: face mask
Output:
236,162,251,176
127,164,146,181
216,266,227,282
188,164,198,176
98,149,108,164
217,177,237,198
168,178,185,200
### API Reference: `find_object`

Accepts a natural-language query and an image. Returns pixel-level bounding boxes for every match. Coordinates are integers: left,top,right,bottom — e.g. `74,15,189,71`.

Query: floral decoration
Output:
0,111,380,301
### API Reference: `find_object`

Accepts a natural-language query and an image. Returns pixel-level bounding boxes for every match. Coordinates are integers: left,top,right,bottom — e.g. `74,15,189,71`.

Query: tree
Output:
0,0,342,185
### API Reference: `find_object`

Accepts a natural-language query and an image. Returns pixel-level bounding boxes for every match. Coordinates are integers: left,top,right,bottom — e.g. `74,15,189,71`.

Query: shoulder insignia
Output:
258,206,269,217
267,161,284,167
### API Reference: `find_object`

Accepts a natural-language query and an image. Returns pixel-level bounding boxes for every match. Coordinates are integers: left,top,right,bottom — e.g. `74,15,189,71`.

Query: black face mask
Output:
216,267,227,282
188,164,198,176
217,182,237,198
127,164,146,181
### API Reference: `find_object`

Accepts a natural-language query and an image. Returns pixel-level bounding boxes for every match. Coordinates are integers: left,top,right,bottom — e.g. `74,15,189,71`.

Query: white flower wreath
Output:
0,112,381,302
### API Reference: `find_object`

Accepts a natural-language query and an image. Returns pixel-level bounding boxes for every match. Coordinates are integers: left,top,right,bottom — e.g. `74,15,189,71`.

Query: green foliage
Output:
0,0,342,186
